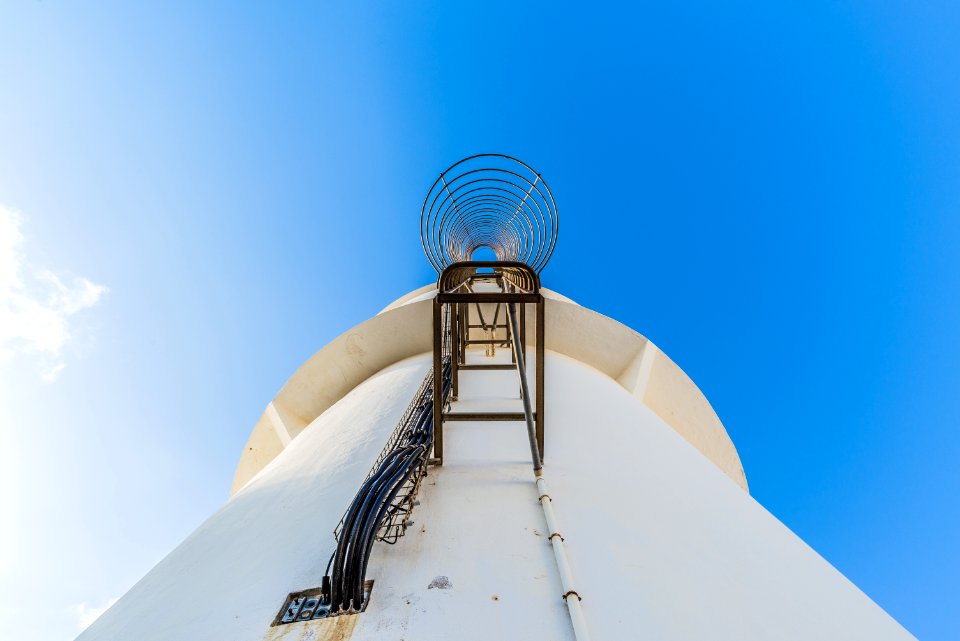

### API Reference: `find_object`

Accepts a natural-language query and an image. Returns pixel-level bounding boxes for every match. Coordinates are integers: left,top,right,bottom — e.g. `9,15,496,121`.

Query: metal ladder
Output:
432,261,591,641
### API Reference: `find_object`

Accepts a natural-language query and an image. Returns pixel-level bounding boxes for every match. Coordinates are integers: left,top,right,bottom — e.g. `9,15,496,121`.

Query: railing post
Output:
460,300,468,363
536,295,545,461
433,298,444,464
520,301,527,358
451,302,460,400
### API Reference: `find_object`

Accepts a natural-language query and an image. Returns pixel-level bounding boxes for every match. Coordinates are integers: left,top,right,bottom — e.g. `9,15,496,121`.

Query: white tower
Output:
77,155,915,641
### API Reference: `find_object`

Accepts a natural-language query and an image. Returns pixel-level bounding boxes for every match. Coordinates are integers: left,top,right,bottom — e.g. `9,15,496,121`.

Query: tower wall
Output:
77,348,913,641
76,288,914,641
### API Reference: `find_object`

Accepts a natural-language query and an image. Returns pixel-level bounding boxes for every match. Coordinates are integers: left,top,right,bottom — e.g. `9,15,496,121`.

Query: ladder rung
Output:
458,364,516,370
443,412,535,422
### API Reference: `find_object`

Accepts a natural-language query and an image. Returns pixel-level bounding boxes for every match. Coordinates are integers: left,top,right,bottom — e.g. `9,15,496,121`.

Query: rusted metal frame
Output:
474,302,489,329
437,261,539,294
438,191,536,264
510,173,541,220
451,301,459,400
463,282,490,330
520,302,527,370
419,155,558,274
444,183,547,270
499,270,537,293
517,287,526,386
459,301,467,363
536,294,545,461
436,293,539,304
439,173,468,240
432,299,444,465
506,280,517,364
438,263,535,294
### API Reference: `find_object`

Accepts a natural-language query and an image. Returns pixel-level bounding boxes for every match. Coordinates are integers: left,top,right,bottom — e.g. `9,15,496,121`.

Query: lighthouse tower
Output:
77,155,915,641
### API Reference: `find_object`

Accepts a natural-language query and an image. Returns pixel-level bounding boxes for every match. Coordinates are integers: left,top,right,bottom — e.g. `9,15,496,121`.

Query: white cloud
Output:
70,597,118,630
41,362,67,383
0,205,108,380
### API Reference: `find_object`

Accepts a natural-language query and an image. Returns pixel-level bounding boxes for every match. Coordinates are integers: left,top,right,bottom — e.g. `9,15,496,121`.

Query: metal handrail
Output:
438,260,540,294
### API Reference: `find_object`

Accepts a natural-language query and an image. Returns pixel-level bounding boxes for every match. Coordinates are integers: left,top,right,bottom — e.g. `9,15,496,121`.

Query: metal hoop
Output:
420,154,559,273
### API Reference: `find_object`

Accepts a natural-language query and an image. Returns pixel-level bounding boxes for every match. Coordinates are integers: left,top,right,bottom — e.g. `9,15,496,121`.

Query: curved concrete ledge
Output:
379,283,436,314
232,287,748,495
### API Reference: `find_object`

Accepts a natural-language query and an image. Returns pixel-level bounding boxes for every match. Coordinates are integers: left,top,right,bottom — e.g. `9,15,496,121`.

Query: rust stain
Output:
345,334,367,359
262,615,359,641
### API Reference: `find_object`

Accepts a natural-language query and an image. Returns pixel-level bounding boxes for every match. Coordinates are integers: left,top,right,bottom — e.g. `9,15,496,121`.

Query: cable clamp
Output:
538,493,551,502
548,532,564,542
562,590,582,601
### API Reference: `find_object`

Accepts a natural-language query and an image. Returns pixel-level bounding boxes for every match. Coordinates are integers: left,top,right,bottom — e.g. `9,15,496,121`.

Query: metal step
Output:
458,364,516,370
443,411,535,422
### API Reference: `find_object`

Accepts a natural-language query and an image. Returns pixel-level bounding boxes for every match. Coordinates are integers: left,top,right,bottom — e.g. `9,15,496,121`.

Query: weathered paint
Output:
262,614,358,641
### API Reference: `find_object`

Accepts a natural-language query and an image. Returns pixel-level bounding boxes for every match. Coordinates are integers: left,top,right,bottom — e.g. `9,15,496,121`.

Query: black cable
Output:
329,450,406,609
350,447,425,606
323,360,451,614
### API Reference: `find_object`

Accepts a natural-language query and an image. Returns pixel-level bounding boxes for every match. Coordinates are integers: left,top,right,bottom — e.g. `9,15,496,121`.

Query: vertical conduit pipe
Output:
506,303,542,472
507,303,592,641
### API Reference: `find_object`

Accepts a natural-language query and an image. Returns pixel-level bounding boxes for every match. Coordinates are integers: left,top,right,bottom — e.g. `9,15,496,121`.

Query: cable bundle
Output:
322,360,451,614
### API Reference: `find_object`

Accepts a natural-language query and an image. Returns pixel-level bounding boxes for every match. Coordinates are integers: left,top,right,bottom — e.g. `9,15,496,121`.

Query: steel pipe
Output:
537,475,592,641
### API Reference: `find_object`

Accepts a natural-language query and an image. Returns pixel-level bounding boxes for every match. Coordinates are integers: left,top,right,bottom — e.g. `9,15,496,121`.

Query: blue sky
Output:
1,2,957,639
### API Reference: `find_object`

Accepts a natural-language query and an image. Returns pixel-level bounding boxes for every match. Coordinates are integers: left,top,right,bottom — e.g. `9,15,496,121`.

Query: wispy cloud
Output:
70,597,118,630
0,205,109,381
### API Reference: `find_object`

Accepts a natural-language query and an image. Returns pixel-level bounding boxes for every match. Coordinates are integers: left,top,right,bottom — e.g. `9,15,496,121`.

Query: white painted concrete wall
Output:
78,348,915,641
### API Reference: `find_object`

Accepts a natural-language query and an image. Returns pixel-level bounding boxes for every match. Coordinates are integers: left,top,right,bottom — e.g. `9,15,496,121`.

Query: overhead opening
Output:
472,246,497,272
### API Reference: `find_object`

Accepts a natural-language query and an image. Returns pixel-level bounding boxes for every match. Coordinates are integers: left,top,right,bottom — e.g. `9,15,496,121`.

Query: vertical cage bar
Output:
451,302,460,399
433,299,444,464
